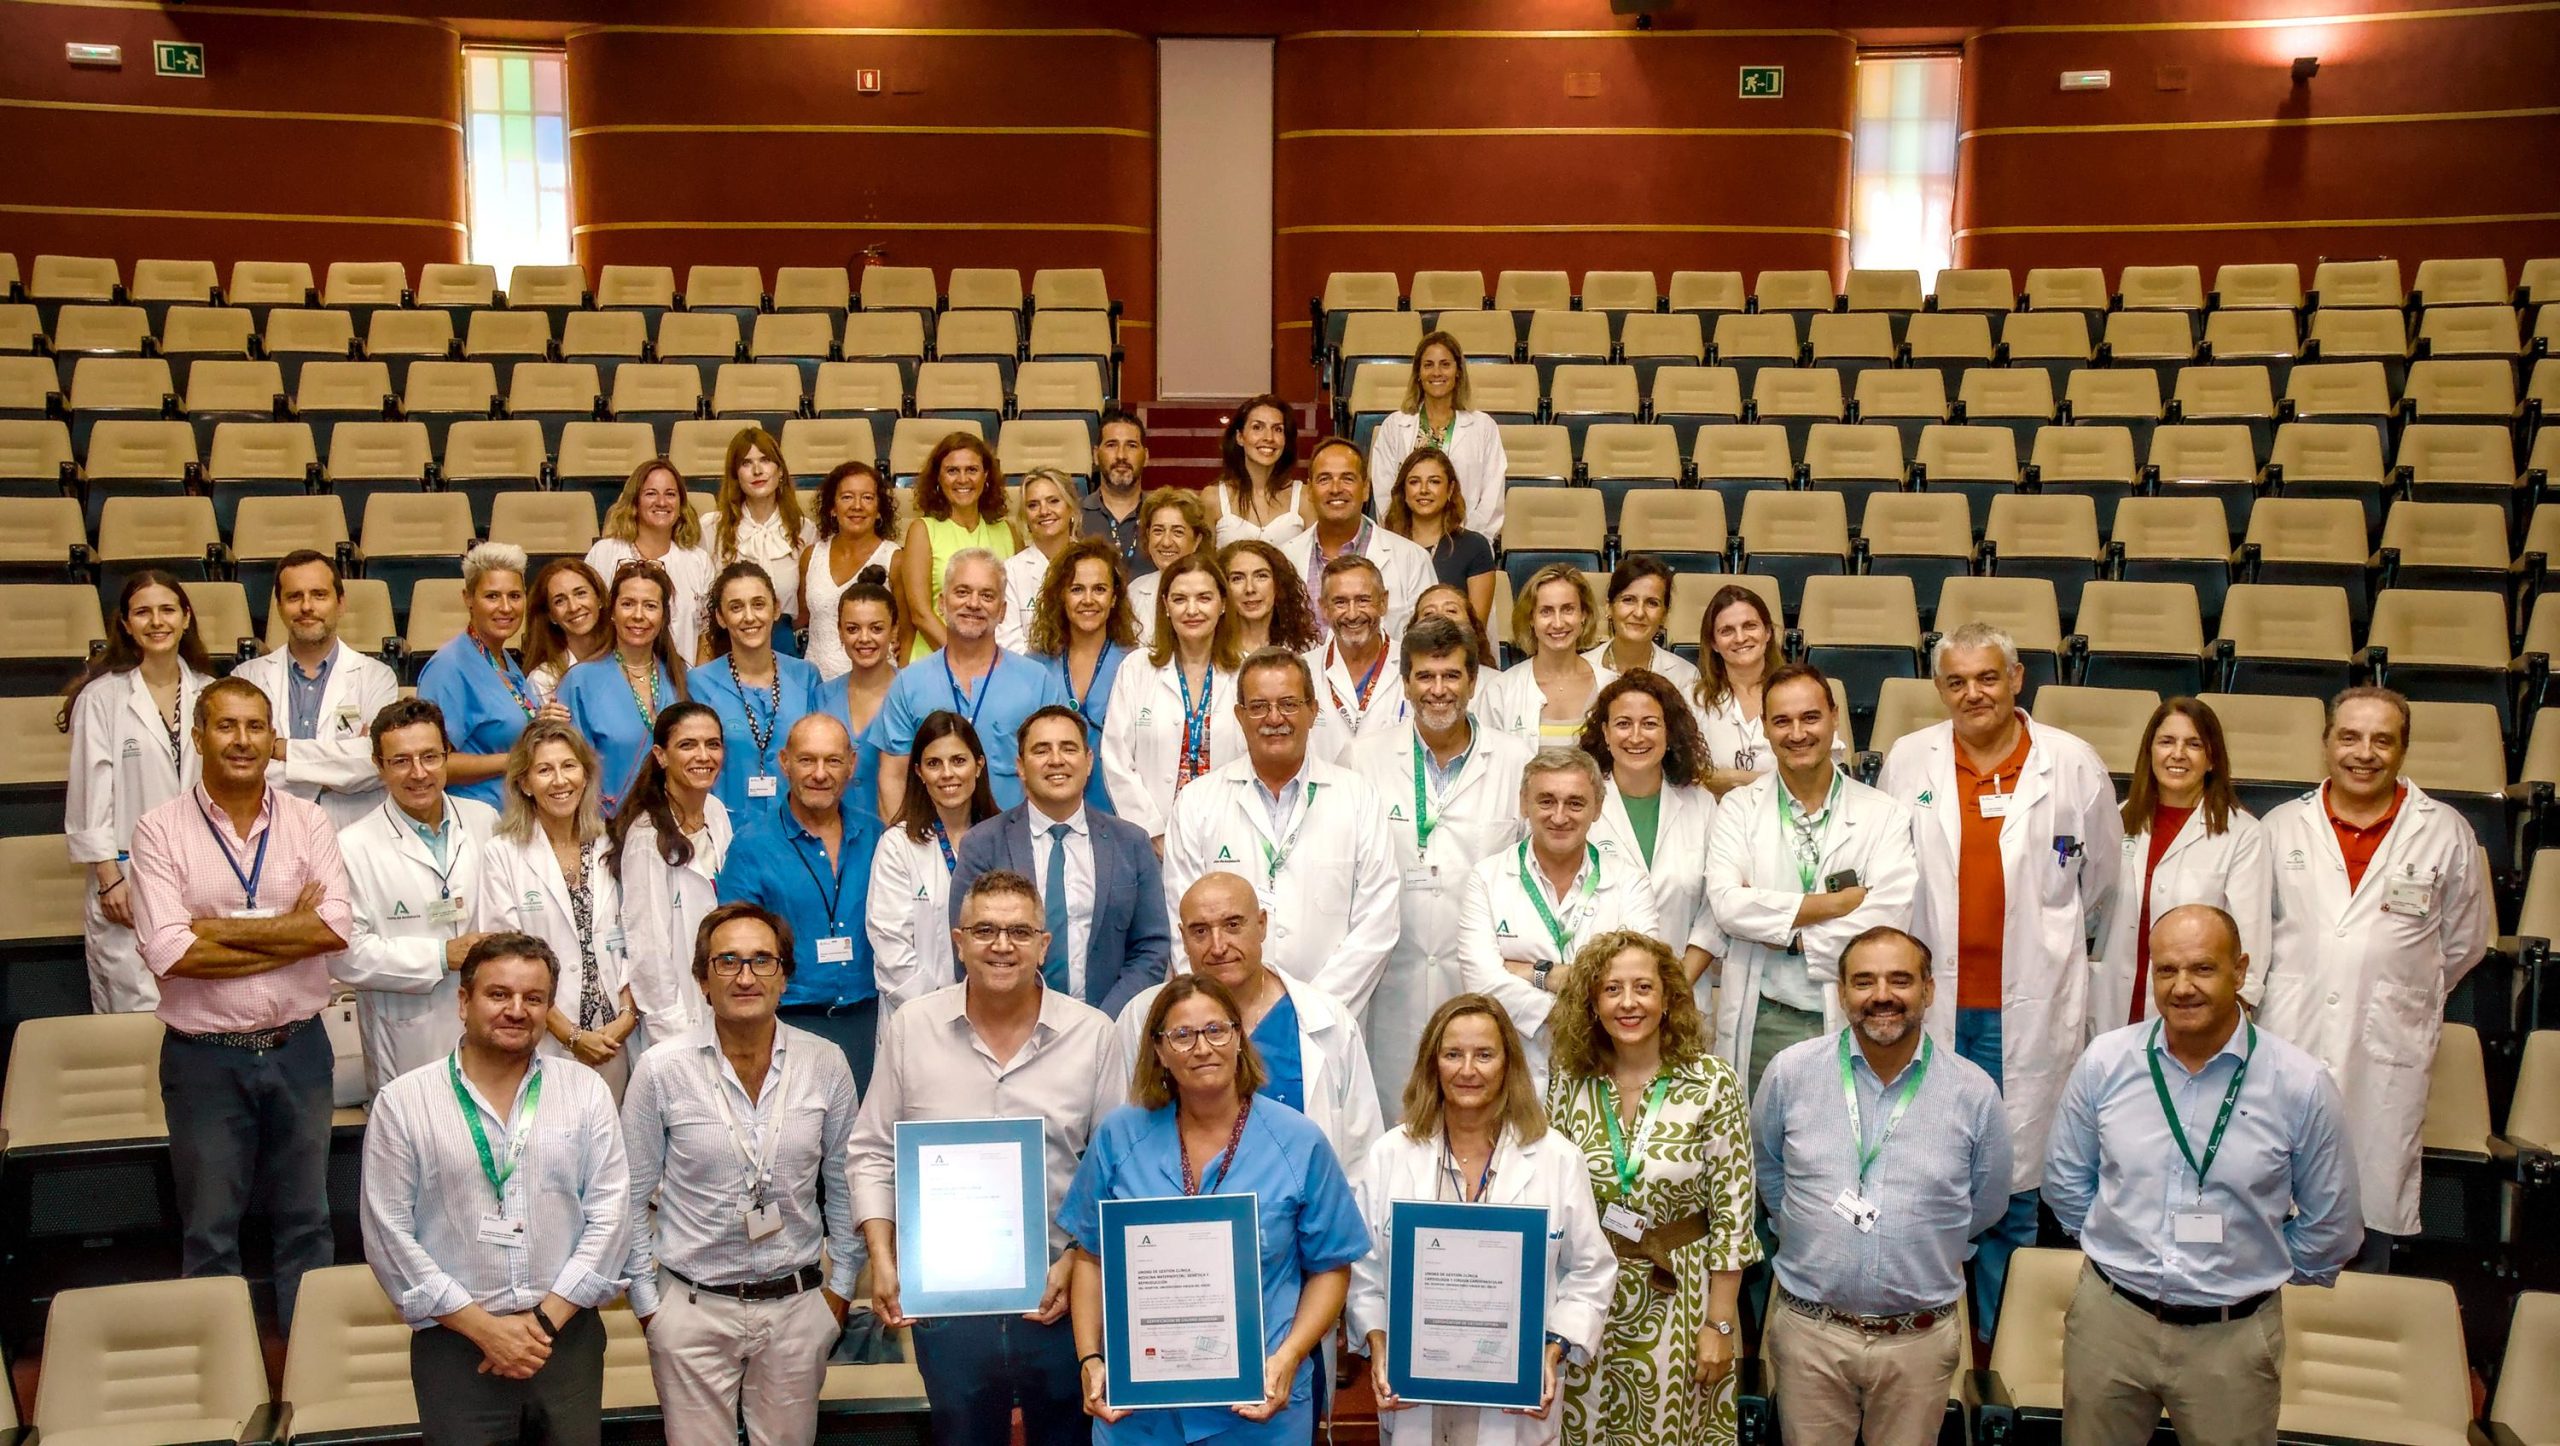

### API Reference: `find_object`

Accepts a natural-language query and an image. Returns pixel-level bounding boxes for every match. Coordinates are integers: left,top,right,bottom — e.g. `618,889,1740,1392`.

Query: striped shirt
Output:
129,783,353,1034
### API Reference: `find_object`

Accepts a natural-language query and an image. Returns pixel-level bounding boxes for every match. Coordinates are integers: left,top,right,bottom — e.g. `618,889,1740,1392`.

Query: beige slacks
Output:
643,1275,840,1446
2061,1261,2284,1446
1765,1298,1963,1446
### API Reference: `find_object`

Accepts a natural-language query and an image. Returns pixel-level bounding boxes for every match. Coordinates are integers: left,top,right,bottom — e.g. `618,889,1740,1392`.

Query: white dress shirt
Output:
621,1024,863,1316
360,1052,631,1327
703,509,817,621
1030,805,1098,998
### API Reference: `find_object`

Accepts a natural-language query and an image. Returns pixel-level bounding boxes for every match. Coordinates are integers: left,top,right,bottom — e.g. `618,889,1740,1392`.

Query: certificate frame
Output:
1385,1199,1549,1409
1099,1193,1267,1411
893,1116,1049,1317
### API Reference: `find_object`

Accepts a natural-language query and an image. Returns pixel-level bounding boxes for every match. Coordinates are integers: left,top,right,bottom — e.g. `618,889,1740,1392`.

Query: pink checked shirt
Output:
130,783,355,1034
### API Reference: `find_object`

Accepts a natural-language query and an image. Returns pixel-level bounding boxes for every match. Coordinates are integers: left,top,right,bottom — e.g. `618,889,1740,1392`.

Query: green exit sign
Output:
153,41,205,78
1740,65,1784,98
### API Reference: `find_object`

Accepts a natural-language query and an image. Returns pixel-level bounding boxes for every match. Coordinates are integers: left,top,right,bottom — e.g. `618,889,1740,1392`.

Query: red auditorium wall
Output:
0,1,465,273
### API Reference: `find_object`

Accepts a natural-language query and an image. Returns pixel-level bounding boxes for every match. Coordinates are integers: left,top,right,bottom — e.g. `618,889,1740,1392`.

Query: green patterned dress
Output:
1547,1053,1761,1446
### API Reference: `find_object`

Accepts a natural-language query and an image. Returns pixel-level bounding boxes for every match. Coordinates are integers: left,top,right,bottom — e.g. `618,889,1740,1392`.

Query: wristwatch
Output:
1706,1317,1735,1337
1532,960,1555,992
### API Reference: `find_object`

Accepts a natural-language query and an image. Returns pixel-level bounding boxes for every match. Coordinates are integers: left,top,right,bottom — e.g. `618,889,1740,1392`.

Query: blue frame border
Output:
1099,1192,1266,1410
893,1116,1050,1317
1385,1199,1549,1409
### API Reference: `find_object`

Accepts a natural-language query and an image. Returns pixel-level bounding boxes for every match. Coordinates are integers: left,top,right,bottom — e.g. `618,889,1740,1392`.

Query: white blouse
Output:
703,509,818,621
1212,480,1310,549
584,537,716,663
802,535,899,678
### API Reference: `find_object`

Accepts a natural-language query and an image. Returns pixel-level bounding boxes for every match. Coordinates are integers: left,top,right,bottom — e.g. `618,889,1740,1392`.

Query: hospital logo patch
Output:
1386,804,1407,821
1214,844,1236,862
390,901,412,919
1495,919,1515,938
1138,707,1154,724
1916,789,1933,805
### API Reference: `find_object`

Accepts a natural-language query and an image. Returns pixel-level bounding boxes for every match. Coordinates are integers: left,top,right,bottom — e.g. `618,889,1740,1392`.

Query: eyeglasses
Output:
1153,1021,1239,1052
1240,698,1311,719
962,923,1047,947
708,952,784,978
382,750,448,771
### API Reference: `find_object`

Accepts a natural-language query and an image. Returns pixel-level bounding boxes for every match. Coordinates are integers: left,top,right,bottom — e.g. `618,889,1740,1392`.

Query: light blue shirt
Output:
1752,1029,2012,1317
1035,642,1131,814
407,806,454,872
285,649,335,740
416,635,538,808
1059,1100,1372,1445
2044,1017,2363,1307
864,645,1072,810
558,656,679,816
690,652,829,818
816,676,884,829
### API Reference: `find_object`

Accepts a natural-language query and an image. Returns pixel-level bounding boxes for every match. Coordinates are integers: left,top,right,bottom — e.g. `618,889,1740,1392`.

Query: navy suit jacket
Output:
948,801,1171,1019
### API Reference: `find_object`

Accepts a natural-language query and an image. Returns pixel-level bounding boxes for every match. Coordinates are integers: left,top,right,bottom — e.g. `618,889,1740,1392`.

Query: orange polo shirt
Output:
1954,720,2034,1012
2326,780,2406,893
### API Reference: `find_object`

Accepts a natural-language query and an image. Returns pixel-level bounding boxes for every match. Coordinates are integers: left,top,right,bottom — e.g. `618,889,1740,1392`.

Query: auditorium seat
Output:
850,264,932,319
1406,270,1484,324
1691,423,1794,519
229,260,318,322
811,361,907,456
0,495,82,583
647,312,741,399
2024,266,2108,326
1938,575,2065,689
1983,492,2102,622
1494,270,1571,327
262,309,361,399
232,494,350,628
2405,358,2522,430
1799,422,1907,529
504,264,589,331
66,356,178,460
1579,423,1681,526
462,309,554,392
1032,266,1112,316
2205,689,2327,812
1434,307,1519,367
817,1324,933,1434
400,360,500,462
595,263,676,337
80,419,197,532
2115,263,2205,324
402,577,468,662
712,361,809,439
439,419,545,532
2202,307,2302,390
323,420,433,532
26,255,119,334
1750,367,1843,459
1334,311,1419,399
180,360,286,464
94,493,221,606
2268,421,2390,539
127,259,217,333
360,310,454,397
1751,269,1834,329
781,418,880,485
934,309,1024,389
669,418,754,485
608,363,707,451
1857,491,1971,623
1866,675,1951,760
2172,363,2278,467
279,1263,418,1443
997,419,1094,488
1646,366,1742,451
1795,573,1921,714
1026,311,1118,398
0,1010,178,1341
2098,310,2197,389
2274,1272,2473,1446
358,491,471,613
948,266,1025,318
1343,363,1409,450
1314,270,1398,352
1011,360,1105,443
502,361,603,459
0,355,58,423
1547,365,1638,449
2064,366,2164,460
2029,683,2162,777
1499,423,1572,490
1844,267,1923,323
1973,1242,2077,1431
2143,424,2259,539
0,692,70,832
1900,312,1995,387
1737,489,1848,615
547,314,642,402
2030,408,2141,510
1526,311,1612,393
2310,258,2405,311
488,490,598,576
319,259,408,325
1708,313,1801,398
32,1276,276,1445
1852,368,1947,454
2286,361,2397,453
47,304,149,393
0,419,72,506
183,580,254,661
1667,270,1747,317
1956,366,2055,455
1994,310,2094,386
1499,488,1605,593
1912,423,2022,533
2419,305,2526,366
1466,361,1540,427
1928,267,2016,317
2363,588,2518,732
2211,261,2304,312
2403,700,2510,851
1616,489,1725,574
2488,1291,2559,1444
1580,269,1660,329
1807,312,1895,379
2379,500,2512,599
413,262,497,321
156,304,256,394
889,417,981,485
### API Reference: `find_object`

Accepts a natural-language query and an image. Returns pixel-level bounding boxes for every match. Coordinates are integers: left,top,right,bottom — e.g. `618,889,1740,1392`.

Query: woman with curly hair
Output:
1025,534,1140,813
897,431,1015,662
1543,931,1758,1446
1580,669,1724,1000
1220,537,1318,656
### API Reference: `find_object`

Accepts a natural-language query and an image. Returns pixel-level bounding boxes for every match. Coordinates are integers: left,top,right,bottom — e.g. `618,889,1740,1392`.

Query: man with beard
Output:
233,548,401,830
1748,926,2010,1446
1302,555,1406,765
1079,407,1153,577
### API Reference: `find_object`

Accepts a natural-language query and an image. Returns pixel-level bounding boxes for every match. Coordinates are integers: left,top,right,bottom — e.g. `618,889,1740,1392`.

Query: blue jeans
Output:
779,998,880,1095
1956,1007,2040,1345
161,1018,336,1327
910,1312,1089,1446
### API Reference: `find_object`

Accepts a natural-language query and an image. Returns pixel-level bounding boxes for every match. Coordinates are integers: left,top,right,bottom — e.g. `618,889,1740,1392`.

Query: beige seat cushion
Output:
0,1010,167,1147
34,1276,266,1440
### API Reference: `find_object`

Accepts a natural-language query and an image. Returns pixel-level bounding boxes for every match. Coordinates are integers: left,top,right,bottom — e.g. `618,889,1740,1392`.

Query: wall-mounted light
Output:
2290,56,2321,82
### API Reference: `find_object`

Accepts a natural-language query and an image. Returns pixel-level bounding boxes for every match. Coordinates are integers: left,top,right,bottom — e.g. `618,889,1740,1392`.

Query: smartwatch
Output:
1533,960,1555,992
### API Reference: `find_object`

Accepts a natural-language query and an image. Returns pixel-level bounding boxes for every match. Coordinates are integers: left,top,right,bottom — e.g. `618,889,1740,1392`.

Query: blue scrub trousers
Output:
1956,1006,2041,1346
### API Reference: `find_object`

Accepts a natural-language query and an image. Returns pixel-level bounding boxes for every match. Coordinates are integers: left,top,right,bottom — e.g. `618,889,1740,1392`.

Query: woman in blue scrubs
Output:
1024,535,1137,815
691,560,827,818
817,567,901,827
417,541,538,808
559,558,689,816
1063,974,1372,1444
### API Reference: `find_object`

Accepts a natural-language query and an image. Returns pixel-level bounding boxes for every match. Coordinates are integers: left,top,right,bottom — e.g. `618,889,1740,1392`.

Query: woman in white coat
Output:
1100,551,1244,842
1583,555,1700,699
1580,670,1723,999
473,719,639,1097
996,468,1077,654
865,710,1000,1042
1352,995,1615,1445
609,702,731,1044
2089,698,2273,1035
1367,332,1509,540
1477,564,1613,748
62,569,215,1013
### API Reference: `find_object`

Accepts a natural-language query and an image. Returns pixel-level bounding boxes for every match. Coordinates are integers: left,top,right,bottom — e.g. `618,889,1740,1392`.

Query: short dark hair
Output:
272,548,343,598
193,674,270,730
1237,645,1315,701
463,932,561,991
961,868,1042,918
1098,405,1144,441
1015,702,1090,754
1759,661,1837,713
1839,924,1932,980
1400,615,1479,679
368,696,451,761
2324,684,2412,742
692,901,796,983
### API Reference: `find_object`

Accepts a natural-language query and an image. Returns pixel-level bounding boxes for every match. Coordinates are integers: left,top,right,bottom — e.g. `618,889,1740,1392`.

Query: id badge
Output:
744,1201,784,1242
333,704,362,735
426,897,466,927
2383,874,2434,919
1977,793,2012,818
229,906,278,920
2172,1212,2225,1245
1400,865,1439,894
1830,1188,1880,1234
1601,1202,1650,1241
748,774,780,799
478,1213,528,1248
815,936,855,964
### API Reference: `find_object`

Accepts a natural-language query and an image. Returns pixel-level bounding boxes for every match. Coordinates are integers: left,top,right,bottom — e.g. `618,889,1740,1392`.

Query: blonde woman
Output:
1478,564,1615,745
586,456,715,661
701,426,816,652
1368,330,1509,537
998,467,1080,653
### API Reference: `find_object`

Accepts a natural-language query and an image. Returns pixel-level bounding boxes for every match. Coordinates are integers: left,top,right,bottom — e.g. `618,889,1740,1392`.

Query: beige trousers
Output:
2061,1262,2284,1446
1765,1297,1963,1446
643,1274,840,1446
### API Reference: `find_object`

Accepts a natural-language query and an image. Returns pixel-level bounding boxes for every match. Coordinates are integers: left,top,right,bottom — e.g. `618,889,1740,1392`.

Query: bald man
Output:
716,714,890,1088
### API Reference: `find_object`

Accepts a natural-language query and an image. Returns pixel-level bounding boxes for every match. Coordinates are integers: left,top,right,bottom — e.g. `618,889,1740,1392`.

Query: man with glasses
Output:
849,870,1125,1446
621,902,862,1446
1162,647,1401,1022
334,697,498,1094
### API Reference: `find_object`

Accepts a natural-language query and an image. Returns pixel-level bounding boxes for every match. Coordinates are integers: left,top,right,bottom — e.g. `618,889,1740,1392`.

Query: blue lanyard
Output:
928,817,958,872
200,802,272,910
1054,645,1116,722
941,650,999,729
1177,664,1214,765
788,825,853,932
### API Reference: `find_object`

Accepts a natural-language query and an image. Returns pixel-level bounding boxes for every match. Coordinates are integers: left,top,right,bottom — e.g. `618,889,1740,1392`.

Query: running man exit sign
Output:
1740,65,1784,98
153,41,205,77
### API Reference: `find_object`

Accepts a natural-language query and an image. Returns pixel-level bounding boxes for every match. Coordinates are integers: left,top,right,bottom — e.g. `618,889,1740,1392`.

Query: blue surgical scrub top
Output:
714,800,885,1008
415,633,536,809
863,646,1071,811
817,680,884,830
690,652,829,817
1058,1100,1373,1445
1251,991,1305,1116
1034,642,1131,815
557,656,679,816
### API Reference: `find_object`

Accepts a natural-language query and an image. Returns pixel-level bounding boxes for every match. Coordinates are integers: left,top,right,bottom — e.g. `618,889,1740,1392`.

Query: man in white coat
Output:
333,698,497,1093
1163,647,1401,1020
1876,622,2120,1344
1348,616,1531,1116
1707,663,1919,1098
2259,686,2489,1268
233,550,401,831
1456,746,1662,1091
1303,555,1407,765
1279,438,1436,642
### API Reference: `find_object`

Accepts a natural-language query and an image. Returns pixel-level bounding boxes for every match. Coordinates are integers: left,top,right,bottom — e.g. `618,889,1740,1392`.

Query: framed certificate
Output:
1099,1193,1266,1410
1385,1200,1549,1409
893,1117,1049,1317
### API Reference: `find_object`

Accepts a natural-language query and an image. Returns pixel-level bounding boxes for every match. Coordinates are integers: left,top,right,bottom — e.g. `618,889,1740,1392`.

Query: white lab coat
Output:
1119,969,1386,1177
231,640,401,830
1347,719,1533,1114
473,829,629,1059
1455,843,1662,1091
65,664,211,1013
1590,779,1726,999
1162,755,1402,1019
1367,408,1510,541
614,797,732,1041
2089,805,2274,1035
1277,526,1438,641
1303,637,1408,766
331,794,498,1093
1581,641,1699,698
995,543,1062,654
1703,772,1920,1087
1876,716,2122,1193
1347,1124,1617,1446
2258,781,2490,1235
1474,657,1619,749
1098,656,1243,840
867,824,958,1044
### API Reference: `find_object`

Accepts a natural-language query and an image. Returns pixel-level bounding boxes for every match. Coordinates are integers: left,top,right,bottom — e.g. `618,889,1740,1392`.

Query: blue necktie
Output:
1043,822,1072,995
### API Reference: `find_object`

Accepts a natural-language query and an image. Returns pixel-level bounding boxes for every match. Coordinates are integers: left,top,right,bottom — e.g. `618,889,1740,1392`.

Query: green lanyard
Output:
1840,1031,1931,1191
1408,732,1472,852
2147,1020,2255,1186
1516,841,1600,956
1597,1073,1671,1200
1777,772,1842,893
1259,780,1318,887
448,1053,544,1203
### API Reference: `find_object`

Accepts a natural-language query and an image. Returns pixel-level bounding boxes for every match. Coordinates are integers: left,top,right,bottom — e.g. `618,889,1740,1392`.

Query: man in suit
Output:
949,704,1171,1019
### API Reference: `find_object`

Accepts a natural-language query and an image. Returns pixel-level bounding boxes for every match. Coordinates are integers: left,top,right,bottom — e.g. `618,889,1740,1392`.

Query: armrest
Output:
238,1401,286,1446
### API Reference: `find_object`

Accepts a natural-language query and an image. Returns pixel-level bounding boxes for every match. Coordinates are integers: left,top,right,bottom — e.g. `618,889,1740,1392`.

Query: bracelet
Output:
1079,1351,1106,1369
96,876,125,897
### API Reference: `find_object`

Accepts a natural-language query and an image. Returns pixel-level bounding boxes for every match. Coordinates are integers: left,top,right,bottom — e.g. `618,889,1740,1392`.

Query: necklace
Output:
619,656,661,723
